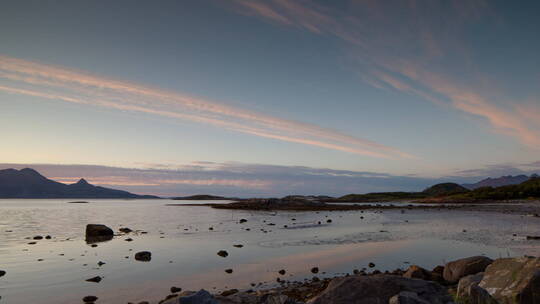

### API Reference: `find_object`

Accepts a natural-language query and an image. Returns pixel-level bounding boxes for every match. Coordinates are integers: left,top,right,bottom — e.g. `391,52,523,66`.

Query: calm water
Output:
1,199,539,304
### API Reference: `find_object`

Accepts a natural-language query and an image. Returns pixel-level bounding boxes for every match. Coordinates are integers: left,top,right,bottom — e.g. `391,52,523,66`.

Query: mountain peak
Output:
75,178,89,185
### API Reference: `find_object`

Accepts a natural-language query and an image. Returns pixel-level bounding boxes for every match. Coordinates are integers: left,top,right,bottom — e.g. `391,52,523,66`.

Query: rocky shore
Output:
154,256,540,304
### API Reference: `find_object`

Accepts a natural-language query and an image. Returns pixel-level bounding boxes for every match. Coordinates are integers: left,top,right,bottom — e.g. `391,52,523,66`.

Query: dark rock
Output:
85,224,114,243
311,267,319,274
83,295,98,303
225,268,233,274
170,286,182,293
0,270,6,277
217,250,228,258
279,269,286,275
443,256,493,283
389,291,430,304
33,235,43,240
239,219,247,223
368,262,376,268
233,244,243,248
135,251,152,262
86,276,102,283
119,227,133,233
456,273,496,304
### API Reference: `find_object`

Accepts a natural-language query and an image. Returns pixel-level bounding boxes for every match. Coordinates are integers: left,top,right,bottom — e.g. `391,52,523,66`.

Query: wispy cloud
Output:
0,55,410,159
231,0,540,149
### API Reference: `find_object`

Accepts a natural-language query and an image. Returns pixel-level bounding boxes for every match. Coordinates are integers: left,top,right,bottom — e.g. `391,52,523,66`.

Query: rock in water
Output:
478,256,540,304
443,256,493,283
217,250,228,258
0,270,5,277
307,275,453,304
134,251,152,262
85,224,114,243
85,276,102,283
82,295,98,303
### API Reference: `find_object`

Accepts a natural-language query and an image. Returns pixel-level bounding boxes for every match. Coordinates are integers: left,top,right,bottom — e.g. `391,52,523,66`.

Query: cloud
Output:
0,55,411,159
231,0,540,149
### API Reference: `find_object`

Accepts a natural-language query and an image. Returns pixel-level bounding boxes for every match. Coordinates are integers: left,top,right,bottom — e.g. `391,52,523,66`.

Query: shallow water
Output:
0,199,539,304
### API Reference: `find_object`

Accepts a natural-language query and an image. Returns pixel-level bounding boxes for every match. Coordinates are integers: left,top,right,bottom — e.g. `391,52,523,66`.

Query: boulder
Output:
307,275,453,304
0,270,5,278
456,273,497,304
85,224,114,243
443,256,493,283
478,256,540,304
260,294,301,304
134,251,152,262
403,265,432,280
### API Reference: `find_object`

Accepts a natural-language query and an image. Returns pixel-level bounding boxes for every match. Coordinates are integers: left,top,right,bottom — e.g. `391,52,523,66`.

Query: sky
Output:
0,0,539,196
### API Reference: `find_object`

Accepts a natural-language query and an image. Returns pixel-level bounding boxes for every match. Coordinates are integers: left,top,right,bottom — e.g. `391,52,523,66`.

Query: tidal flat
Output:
0,199,539,304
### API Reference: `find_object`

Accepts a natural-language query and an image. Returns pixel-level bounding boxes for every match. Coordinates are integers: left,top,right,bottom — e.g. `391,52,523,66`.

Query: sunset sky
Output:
1,1,539,196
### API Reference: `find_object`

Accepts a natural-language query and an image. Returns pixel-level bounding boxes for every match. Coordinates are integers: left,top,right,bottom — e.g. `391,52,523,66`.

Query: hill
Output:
458,177,540,200
0,168,159,199
422,183,470,197
462,175,532,190
171,194,230,200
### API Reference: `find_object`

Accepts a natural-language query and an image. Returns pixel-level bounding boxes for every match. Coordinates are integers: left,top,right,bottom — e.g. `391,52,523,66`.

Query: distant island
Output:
0,168,159,199
171,194,234,200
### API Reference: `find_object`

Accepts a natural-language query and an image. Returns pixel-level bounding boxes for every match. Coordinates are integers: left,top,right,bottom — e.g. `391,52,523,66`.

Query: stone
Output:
443,256,493,283
221,289,239,297
83,295,98,303
85,224,114,243
119,227,133,233
0,270,6,277
403,265,432,280
161,289,218,304
456,273,496,304
478,256,540,304
307,275,453,304
134,251,152,262
86,276,102,283
170,286,182,293
311,267,319,274
217,250,229,258
260,293,300,304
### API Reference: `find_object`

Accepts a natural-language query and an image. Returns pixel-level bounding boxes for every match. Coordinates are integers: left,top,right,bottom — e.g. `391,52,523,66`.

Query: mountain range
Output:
0,168,159,199
462,174,537,190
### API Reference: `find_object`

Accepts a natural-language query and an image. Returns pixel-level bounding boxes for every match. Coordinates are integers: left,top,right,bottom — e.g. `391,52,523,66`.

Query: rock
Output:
97,261,106,266
135,251,152,262
403,265,432,280
85,224,114,243
161,289,218,304
278,269,286,275
456,273,496,304
260,293,299,304
0,270,6,277
311,267,319,274
233,244,243,248
119,227,133,233
82,295,98,303
33,235,43,240
239,219,247,223
478,256,540,303
307,275,453,304
86,276,102,283
45,235,52,239
443,256,493,283
221,289,239,297
368,262,376,268
170,286,182,293
526,235,540,240
225,268,233,274
389,291,431,304
217,250,229,258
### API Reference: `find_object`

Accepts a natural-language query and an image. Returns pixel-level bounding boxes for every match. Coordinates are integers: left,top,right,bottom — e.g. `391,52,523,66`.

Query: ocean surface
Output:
1,199,539,304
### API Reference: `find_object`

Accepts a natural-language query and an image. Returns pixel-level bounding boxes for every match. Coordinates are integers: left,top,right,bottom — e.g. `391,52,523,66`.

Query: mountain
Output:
422,183,469,196
0,168,159,199
461,176,540,200
462,175,533,190
171,194,231,200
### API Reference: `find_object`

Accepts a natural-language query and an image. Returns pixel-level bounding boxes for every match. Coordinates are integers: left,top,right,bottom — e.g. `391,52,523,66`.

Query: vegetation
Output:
422,183,470,197
335,192,427,202
455,177,540,200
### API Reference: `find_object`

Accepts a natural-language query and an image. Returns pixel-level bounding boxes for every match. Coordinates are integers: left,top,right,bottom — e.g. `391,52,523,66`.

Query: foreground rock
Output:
456,273,496,304
160,289,218,304
443,256,493,283
478,256,540,303
85,224,114,243
307,275,453,304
